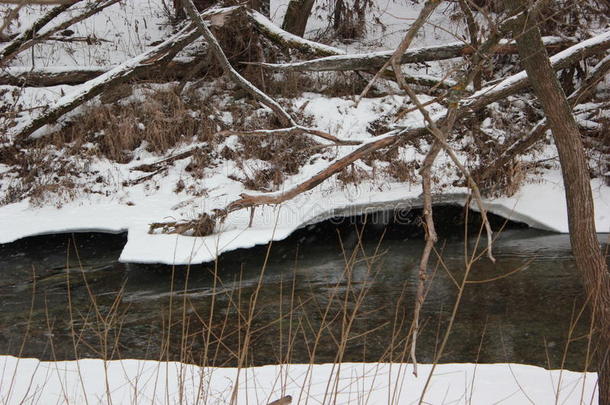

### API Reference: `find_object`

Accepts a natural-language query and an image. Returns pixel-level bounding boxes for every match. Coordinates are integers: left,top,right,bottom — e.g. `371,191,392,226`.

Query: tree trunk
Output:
281,0,316,37
173,0,185,19
505,1,610,403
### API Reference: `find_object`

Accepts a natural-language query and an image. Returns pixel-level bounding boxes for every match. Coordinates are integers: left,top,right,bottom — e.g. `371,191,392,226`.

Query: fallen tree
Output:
0,0,121,66
10,7,239,143
0,59,205,87
256,37,575,73
155,29,610,236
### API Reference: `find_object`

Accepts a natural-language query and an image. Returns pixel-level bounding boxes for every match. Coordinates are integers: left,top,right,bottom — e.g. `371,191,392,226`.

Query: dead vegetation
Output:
1,2,608,221
231,133,320,191
0,144,81,206
49,86,219,163
149,212,216,236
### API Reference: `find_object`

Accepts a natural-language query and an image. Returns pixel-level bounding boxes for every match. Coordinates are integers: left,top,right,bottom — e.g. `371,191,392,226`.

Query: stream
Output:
0,206,608,371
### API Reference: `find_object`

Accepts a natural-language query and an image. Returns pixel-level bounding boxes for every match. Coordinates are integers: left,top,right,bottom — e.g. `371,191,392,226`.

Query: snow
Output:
4,1,170,68
1,160,608,265
466,30,610,106
0,356,599,405
1,90,609,264
1,2,609,266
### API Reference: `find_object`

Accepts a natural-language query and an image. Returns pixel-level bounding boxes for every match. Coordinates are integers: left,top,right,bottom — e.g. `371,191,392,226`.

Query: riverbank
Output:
0,356,599,404
1,166,608,264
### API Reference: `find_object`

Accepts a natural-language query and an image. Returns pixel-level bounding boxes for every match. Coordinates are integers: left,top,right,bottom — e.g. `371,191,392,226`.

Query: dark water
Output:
0,207,607,371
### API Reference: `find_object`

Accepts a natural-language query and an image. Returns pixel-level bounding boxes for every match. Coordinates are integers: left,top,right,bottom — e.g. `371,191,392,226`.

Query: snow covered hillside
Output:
0,1,608,266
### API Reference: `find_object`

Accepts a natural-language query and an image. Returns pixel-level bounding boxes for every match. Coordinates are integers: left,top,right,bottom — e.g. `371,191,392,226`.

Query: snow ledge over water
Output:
0,169,608,265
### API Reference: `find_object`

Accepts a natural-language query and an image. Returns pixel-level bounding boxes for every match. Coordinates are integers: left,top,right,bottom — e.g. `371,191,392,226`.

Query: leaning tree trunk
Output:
504,1,610,403
281,0,316,37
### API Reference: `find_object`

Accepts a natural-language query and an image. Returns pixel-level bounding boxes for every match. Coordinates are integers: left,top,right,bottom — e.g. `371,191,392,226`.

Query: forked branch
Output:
183,0,296,127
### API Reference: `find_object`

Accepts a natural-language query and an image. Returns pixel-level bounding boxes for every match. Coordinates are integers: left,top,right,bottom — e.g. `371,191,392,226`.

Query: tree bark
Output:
259,37,576,73
0,59,205,87
505,1,610,403
281,0,316,37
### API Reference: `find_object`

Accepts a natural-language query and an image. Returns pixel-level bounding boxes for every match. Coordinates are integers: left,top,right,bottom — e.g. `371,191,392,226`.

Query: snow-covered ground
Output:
1,159,609,265
0,3,608,404
1,1,608,265
0,356,599,405
0,90,608,264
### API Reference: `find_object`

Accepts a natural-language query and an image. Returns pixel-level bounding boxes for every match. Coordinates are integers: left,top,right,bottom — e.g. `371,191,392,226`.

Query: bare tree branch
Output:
359,0,441,101
255,37,573,73
0,0,123,67
224,133,403,213
184,0,295,127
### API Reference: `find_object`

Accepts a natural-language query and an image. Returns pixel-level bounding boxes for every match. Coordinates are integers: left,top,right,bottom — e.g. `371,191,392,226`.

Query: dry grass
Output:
231,133,320,191
384,159,419,183
476,159,532,198
50,86,219,163
1,213,601,404
0,145,81,206
150,212,217,237
336,163,374,187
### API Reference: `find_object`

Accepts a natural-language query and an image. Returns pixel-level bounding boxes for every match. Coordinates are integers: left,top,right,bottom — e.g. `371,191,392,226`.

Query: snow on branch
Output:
247,9,344,57
255,37,574,73
462,30,610,112
0,59,203,87
10,7,242,142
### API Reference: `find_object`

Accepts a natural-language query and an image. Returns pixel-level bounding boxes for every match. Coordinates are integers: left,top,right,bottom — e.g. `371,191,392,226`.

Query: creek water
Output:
0,206,607,371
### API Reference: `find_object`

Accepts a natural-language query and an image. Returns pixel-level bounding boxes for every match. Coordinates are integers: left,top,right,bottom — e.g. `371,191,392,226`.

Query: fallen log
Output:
0,59,205,87
256,36,575,73
11,7,239,142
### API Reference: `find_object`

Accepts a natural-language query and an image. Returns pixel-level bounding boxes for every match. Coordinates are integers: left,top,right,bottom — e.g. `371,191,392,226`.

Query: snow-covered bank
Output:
1,86,609,265
0,165,608,264
0,2,608,266
0,356,599,405
0,163,609,265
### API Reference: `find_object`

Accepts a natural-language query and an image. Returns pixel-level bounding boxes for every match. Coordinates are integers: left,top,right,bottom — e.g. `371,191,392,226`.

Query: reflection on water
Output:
0,208,608,371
